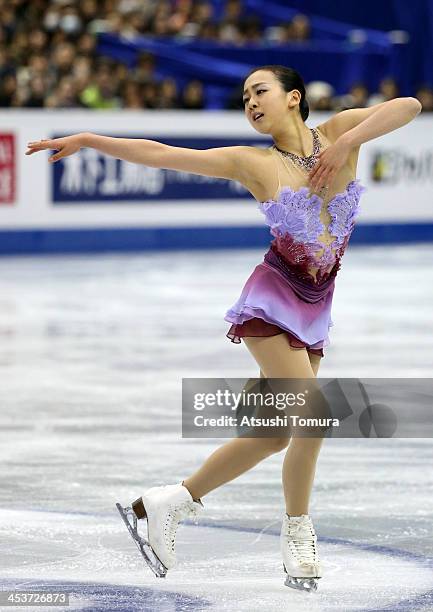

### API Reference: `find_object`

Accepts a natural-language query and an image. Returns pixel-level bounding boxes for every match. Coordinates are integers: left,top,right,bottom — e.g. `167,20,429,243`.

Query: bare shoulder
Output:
232,145,275,202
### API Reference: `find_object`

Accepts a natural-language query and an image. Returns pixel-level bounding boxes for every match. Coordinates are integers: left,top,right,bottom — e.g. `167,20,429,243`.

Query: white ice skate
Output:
280,513,322,592
116,483,203,578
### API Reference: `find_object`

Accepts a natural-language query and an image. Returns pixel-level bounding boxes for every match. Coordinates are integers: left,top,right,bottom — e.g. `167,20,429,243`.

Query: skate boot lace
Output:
165,501,200,553
283,516,318,566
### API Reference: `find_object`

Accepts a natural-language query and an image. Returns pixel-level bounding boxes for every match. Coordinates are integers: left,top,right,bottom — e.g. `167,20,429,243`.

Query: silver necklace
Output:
272,128,321,172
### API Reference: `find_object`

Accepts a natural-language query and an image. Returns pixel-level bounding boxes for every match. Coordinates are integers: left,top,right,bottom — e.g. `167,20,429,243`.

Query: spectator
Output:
9,31,30,65
47,76,82,108
151,13,170,36
198,20,220,41
72,55,93,92
167,0,193,35
156,77,179,109
287,13,311,42
50,42,76,80
0,48,13,79
190,1,214,28
368,77,400,105
338,82,369,110
25,74,47,107
181,79,205,109
80,65,120,108
132,52,156,85
219,19,241,44
143,81,159,108
223,0,243,22
27,28,49,54
43,5,61,33
124,10,148,36
148,1,171,36
80,0,100,28
219,0,243,43
239,15,262,44
0,73,17,107
57,6,84,36
415,85,433,112
0,3,17,41
27,53,50,77
105,11,125,35
122,79,143,108
76,32,97,57
115,62,129,89
306,81,335,111
278,14,311,43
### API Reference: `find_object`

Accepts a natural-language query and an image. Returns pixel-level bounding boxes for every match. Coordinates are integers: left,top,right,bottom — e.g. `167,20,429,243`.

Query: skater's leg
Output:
282,436,324,515
183,371,289,500
240,335,324,516
121,367,290,576
244,336,324,589
183,436,289,500
184,336,324,501
282,351,324,515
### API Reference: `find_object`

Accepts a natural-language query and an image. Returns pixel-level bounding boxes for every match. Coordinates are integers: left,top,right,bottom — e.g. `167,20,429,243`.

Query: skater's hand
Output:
308,138,352,191
25,133,86,163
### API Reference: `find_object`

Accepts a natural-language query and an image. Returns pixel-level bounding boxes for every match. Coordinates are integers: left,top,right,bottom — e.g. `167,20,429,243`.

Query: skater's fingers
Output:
27,139,62,151
27,140,49,148
49,148,68,163
25,144,51,154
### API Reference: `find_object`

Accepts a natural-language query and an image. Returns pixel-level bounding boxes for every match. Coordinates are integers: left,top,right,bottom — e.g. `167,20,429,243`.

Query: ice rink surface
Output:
0,244,432,611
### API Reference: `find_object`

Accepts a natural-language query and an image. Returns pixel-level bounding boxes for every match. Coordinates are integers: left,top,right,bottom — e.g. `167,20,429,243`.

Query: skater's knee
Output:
261,436,290,454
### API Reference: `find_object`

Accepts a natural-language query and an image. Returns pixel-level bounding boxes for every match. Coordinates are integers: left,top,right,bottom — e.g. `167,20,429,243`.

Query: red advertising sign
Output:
0,134,15,204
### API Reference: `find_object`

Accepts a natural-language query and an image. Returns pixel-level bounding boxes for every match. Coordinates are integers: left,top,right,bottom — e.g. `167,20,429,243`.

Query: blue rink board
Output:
0,223,433,255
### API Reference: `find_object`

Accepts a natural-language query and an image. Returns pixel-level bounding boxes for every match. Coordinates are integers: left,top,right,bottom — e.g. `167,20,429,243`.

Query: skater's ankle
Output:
181,480,202,503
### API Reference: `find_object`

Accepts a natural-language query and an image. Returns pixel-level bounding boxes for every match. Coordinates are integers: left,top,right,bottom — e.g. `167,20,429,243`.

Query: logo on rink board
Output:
0,133,15,205
51,136,268,203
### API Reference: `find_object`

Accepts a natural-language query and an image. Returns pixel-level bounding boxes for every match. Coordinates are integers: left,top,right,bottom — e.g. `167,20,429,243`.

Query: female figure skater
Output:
26,65,421,592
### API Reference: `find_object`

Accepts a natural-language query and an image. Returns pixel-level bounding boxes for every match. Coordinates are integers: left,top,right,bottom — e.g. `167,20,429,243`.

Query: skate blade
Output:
284,575,319,592
116,502,167,578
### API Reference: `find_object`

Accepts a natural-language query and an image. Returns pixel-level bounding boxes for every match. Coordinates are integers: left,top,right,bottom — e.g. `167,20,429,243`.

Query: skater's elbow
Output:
156,144,258,181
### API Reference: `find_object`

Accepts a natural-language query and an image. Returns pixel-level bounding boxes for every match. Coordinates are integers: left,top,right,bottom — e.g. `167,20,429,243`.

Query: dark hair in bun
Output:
244,65,309,122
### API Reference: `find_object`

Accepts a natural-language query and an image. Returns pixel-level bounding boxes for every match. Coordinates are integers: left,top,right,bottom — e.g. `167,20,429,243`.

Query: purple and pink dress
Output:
224,127,366,357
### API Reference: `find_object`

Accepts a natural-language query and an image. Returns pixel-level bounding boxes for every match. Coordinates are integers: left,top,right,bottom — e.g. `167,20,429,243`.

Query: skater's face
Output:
242,70,301,133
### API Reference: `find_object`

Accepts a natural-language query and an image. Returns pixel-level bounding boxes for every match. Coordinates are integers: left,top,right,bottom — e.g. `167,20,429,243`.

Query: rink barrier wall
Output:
1,223,433,255
1,110,432,254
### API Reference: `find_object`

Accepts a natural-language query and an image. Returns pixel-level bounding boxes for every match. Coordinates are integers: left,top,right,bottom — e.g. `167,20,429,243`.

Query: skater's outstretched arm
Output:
25,133,260,185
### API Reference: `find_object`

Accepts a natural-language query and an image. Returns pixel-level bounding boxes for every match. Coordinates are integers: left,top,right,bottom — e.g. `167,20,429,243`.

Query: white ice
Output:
0,244,432,611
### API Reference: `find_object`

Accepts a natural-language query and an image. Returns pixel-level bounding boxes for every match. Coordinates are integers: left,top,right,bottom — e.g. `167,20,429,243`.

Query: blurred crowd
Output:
1,0,432,112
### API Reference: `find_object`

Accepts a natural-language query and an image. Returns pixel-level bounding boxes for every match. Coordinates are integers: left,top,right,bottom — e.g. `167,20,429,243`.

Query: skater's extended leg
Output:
118,364,291,578
183,434,289,500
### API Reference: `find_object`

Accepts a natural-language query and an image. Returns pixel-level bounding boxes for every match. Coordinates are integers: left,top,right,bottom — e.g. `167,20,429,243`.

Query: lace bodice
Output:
258,129,366,283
